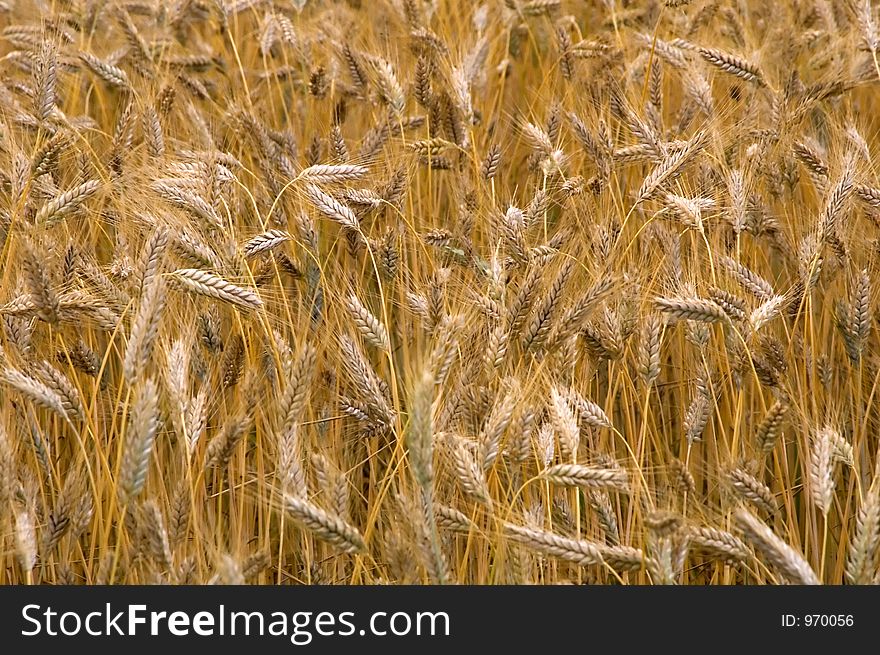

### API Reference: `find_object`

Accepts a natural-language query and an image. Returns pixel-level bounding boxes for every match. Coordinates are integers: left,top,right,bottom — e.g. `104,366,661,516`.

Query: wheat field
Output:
2,0,880,585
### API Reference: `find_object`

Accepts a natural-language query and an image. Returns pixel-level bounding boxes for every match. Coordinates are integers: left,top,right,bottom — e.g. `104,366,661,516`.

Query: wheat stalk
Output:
118,379,159,505
655,296,728,323
35,180,101,224
698,47,765,85
541,463,629,492
734,507,819,584
242,229,291,258
281,494,366,554
170,269,263,310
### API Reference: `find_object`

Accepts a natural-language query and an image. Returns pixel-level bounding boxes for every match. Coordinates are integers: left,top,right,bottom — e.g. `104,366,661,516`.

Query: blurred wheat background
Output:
1,0,880,585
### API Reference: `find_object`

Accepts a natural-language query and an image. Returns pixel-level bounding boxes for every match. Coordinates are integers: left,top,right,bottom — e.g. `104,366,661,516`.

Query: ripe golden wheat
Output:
1,0,880,585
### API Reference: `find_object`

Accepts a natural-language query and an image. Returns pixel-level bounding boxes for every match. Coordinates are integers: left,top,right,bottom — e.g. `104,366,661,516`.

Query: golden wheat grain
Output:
170,269,263,310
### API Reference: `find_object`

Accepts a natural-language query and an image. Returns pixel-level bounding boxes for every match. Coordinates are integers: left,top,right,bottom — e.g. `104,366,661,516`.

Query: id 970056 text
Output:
781,614,854,628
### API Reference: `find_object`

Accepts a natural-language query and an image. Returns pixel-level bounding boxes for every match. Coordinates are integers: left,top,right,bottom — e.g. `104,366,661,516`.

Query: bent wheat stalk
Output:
281,494,366,555
170,269,263,310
